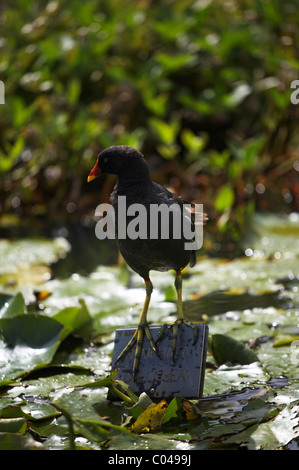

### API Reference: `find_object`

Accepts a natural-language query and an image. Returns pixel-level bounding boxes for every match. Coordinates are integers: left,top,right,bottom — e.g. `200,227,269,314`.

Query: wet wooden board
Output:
109,323,209,399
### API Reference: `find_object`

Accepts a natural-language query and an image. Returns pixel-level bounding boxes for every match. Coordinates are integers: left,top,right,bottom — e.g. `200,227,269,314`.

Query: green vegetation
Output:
0,0,299,451
0,0,298,246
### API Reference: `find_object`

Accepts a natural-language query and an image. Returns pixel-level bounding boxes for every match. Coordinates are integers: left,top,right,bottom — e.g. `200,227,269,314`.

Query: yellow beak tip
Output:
87,175,96,183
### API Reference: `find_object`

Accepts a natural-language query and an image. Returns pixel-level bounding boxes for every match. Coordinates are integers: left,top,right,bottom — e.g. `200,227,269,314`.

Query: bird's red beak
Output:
87,162,101,182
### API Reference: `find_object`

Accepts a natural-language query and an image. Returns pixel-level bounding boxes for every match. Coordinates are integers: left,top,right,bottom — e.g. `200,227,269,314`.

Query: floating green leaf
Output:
0,417,27,434
0,433,46,450
53,299,91,334
0,314,72,384
212,334,259,366
50,386,133,445
0,293,25,319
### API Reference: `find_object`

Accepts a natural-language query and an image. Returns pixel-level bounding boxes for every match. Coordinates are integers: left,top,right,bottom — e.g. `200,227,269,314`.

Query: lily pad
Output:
223,401,299,450
0,433,46,450
0,292,25,319
0,417,27,434
211,333,259,366
50,386,133,445
0,314,71,384
0,238,70,274
0,238,70,292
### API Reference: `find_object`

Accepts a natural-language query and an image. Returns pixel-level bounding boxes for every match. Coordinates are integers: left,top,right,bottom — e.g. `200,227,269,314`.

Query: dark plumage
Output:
88,145,201,376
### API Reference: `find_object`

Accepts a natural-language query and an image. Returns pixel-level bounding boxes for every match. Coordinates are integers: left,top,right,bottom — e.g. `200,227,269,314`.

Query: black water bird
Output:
88,145,204,376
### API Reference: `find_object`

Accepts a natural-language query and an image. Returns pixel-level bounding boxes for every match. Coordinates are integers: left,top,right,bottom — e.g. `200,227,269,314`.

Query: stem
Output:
110,384,135,405
51,403,76,450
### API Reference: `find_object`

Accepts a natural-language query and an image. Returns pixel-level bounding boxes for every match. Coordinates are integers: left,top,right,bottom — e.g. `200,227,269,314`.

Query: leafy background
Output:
0,0,299,450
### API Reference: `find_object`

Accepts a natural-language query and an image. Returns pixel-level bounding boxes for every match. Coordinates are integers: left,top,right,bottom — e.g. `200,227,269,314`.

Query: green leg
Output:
157,271,198,359
115,279,159,377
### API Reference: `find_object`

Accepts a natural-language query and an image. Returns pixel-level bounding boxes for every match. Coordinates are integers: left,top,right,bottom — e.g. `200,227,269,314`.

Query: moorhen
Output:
88,145,203,376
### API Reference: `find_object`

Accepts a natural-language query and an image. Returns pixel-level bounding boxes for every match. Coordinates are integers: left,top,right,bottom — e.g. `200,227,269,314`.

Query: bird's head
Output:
87,145,147,182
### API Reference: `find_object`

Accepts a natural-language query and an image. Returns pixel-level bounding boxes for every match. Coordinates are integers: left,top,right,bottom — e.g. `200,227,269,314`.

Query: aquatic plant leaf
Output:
0,314,72,384
0,238,70,274
212,334,259,366
53,299,91,333
182,399,201,420
0,417,27,434
161,397,184,425
0,433,46,450
131,400,168,433
0,292,25,319
50,386,133,443
223,402,299,450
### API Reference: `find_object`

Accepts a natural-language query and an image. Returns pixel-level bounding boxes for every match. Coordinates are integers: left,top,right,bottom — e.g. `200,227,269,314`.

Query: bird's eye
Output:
103,157,108,163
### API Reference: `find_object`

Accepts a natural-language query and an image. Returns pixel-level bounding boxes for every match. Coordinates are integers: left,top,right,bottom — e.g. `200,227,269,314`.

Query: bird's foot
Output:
115,321,160,378
157,317,198,361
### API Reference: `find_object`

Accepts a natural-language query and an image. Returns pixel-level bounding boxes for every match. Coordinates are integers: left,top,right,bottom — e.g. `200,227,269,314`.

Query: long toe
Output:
115,321,159,378
157,319,198,361
133,322,161,377
115,330,137,365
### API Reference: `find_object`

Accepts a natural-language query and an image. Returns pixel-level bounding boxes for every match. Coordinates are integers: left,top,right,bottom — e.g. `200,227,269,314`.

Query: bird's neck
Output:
116,164,151,194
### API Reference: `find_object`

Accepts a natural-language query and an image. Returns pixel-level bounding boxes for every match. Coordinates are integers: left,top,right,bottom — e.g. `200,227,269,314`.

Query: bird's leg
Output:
115,279,160,377
157,271,198,360
173,271,198,353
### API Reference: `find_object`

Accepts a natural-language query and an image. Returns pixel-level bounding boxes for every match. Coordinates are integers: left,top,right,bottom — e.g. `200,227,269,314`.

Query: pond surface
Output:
0,212,299,449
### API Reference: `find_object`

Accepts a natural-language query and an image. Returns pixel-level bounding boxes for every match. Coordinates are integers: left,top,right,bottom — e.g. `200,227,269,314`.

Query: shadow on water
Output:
184,289,292,320
196,386,271,418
